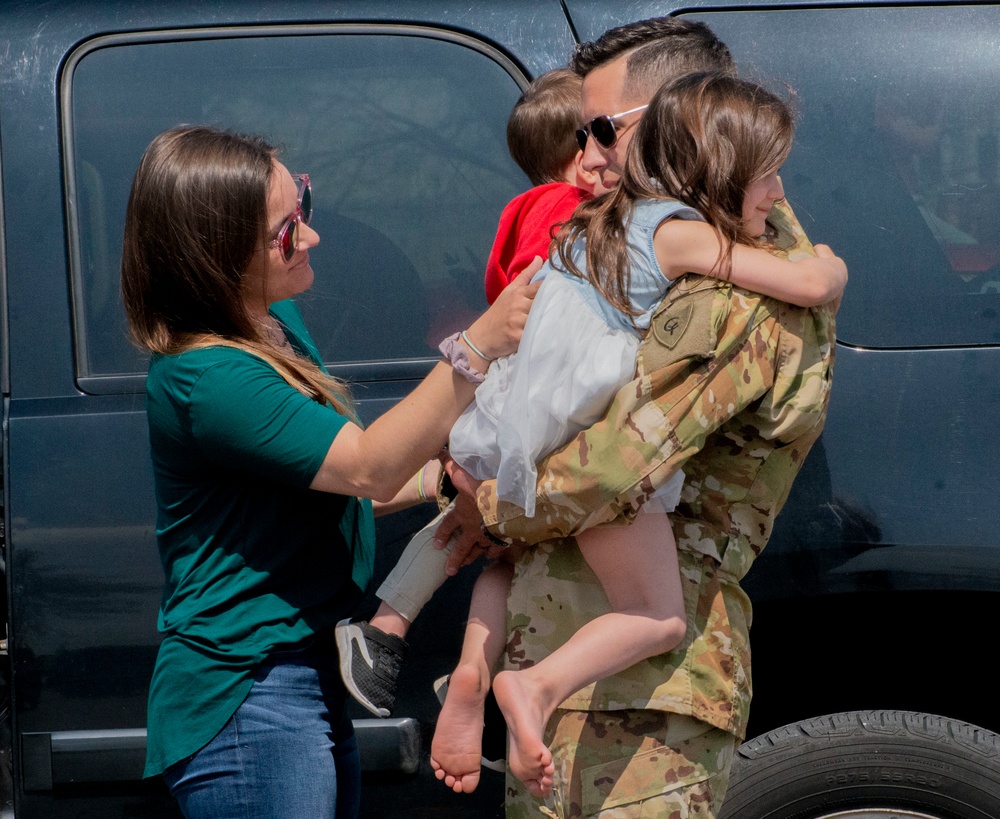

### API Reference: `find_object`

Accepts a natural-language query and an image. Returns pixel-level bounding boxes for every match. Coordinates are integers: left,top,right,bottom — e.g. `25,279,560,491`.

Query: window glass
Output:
68,31,527,379
692,6,1000,347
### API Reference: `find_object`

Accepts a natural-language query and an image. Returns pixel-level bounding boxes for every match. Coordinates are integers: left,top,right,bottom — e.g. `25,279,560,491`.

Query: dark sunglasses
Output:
575,104,649,151
267,174,312,262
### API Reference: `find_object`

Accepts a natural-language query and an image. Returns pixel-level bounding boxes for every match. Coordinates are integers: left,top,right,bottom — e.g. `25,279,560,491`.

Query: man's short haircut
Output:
507,68,583,187
571,17,735,102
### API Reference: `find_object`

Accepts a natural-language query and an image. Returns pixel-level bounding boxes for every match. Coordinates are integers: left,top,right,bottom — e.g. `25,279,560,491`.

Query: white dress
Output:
449,198,704,517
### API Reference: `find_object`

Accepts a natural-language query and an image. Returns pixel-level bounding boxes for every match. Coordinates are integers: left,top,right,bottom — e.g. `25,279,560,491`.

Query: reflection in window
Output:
69,32,527,377
695,6,1000,347
875,85,1000,282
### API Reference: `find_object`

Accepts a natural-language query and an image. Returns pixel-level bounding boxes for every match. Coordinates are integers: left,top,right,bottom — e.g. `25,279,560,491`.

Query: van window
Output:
66,29,528,384
692,5,1000,348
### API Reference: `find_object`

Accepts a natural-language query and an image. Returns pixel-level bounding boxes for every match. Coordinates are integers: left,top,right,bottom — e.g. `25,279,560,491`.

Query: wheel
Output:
719,711,1000,819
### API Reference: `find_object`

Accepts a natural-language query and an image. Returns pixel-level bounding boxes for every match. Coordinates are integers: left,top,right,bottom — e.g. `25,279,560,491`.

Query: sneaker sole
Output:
336,619,391,718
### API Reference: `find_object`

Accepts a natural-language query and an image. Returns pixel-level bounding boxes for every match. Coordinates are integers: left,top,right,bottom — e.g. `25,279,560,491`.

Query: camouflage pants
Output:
506,710,735,819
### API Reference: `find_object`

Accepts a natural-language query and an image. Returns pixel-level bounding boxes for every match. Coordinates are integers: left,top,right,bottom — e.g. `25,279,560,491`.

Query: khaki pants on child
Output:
376,502,457,623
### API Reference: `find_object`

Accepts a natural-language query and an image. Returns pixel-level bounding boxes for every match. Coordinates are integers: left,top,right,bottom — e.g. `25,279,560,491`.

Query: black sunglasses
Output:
575,104,649,151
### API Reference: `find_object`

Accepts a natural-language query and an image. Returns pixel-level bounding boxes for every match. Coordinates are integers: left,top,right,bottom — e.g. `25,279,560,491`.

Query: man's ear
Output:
571,150,600,193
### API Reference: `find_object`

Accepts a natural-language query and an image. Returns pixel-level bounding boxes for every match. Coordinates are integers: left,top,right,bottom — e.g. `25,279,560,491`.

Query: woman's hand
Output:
462,257,543,362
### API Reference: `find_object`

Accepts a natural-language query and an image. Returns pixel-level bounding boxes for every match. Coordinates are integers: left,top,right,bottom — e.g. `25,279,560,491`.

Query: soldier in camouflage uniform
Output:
478,203,836,818
436,17,839,818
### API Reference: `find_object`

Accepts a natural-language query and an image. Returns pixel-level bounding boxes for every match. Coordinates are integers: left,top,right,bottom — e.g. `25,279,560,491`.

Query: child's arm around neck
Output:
653,218,847,308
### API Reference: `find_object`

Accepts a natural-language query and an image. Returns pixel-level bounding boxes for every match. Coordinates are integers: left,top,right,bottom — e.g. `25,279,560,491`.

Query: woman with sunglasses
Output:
120,125,537,819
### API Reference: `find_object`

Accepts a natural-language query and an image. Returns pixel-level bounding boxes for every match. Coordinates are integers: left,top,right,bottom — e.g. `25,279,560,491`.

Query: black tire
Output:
719,711,1000,819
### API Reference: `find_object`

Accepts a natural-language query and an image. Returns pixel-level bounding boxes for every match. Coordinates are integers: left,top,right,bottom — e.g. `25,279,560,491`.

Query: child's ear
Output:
572,150,599,193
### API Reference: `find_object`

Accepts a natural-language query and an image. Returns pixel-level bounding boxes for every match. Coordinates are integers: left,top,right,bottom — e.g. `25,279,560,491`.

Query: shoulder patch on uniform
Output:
651,302,693,350
639,286,716,374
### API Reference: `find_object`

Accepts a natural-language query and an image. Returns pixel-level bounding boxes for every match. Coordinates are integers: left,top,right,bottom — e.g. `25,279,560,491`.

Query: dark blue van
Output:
2,2,1000,817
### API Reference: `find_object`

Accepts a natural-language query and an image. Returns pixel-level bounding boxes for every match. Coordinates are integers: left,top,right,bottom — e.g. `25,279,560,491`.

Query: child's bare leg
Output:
431,560,523,794
493,512,683,794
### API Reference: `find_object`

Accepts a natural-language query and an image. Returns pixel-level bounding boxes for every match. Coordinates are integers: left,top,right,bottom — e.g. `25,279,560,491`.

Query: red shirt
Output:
484,182,589,304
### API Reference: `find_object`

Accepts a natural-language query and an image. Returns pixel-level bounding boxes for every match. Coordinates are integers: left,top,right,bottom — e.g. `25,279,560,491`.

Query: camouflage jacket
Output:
477,203,837,739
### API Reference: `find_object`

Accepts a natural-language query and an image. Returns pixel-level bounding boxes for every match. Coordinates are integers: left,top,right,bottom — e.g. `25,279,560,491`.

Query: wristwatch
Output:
480,522,511,550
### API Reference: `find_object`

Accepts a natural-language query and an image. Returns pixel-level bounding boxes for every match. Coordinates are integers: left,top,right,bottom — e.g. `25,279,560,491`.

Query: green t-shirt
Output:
143,300,374,777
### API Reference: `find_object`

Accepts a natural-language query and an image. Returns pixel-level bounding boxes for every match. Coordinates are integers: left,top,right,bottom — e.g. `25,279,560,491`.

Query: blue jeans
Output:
163,637,361,819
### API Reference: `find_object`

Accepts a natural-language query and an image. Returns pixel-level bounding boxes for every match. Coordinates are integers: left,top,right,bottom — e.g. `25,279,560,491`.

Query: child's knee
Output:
658,615,687,654
639,610,687,654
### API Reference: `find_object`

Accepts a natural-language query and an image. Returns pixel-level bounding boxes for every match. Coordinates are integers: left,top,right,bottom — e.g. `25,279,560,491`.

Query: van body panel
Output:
2,0,999,816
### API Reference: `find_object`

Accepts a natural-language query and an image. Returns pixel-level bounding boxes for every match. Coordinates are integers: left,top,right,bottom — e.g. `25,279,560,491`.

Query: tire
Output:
718,711,1000,819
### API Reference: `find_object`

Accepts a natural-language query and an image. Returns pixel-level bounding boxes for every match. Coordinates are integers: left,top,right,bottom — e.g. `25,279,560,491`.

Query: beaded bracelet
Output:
417,464,429,502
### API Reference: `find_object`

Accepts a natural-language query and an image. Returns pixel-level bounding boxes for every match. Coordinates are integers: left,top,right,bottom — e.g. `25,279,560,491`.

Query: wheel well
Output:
744,589,1000,740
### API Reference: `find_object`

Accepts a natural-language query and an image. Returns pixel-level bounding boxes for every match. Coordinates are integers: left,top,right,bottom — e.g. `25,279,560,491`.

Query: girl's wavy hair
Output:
121,125,352,415
556,72,795,318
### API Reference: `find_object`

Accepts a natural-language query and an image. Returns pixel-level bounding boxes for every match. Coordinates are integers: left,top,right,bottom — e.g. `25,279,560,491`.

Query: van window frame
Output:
60,23,530,396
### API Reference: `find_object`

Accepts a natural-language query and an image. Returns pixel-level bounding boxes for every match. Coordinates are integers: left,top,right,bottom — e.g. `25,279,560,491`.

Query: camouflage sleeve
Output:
476,198,817,546
478,278,781,544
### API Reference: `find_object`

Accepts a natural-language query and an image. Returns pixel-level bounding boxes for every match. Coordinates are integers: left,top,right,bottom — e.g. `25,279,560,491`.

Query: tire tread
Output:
720,710,1000,819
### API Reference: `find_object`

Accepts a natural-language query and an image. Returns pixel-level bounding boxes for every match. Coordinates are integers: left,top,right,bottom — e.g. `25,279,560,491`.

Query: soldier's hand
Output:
434,461,498,573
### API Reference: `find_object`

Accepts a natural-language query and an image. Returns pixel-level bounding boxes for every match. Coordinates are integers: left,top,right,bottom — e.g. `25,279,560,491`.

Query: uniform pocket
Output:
580,739,720,816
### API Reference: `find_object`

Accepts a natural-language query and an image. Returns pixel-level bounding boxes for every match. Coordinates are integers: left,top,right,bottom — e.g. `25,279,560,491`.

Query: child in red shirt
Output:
483,68,598,303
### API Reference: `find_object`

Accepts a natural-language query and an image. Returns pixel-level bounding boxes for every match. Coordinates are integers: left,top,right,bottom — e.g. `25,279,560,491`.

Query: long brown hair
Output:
556,72,794,318
121,125,353,415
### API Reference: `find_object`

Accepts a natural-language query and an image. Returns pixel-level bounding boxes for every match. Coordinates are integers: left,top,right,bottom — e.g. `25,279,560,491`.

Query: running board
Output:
21,718,420,790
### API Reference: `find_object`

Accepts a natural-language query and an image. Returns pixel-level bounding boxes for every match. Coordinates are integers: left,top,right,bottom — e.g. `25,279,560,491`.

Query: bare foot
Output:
492,670,555,797
430,662,487,793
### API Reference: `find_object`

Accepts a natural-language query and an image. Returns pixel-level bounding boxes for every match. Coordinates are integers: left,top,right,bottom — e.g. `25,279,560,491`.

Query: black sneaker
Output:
336,618,408,717
433,675,507,772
